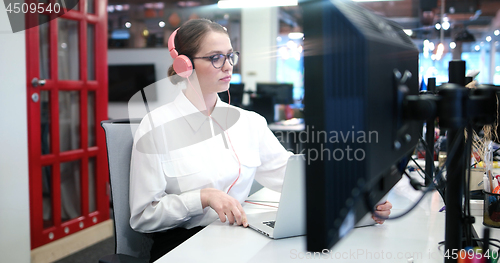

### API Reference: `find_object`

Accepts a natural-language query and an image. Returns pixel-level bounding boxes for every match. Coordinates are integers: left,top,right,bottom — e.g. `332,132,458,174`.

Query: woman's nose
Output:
222,59,232,71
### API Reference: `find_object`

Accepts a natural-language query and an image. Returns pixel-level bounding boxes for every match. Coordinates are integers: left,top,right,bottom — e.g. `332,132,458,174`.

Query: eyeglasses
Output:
192,51,240,69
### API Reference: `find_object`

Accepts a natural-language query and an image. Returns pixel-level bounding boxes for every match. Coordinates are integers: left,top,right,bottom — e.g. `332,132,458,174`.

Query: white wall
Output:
108,48,177,119
0,4,31,263
241,7,279,104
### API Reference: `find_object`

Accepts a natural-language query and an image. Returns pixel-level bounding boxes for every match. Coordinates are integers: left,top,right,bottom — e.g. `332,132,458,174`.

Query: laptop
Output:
246,154,388,239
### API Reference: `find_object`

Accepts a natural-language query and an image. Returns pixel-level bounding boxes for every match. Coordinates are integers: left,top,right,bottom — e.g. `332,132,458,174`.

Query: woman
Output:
129,18,392,262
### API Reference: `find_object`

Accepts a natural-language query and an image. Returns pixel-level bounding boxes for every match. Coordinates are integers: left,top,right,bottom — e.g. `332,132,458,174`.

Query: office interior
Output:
1,0,500,262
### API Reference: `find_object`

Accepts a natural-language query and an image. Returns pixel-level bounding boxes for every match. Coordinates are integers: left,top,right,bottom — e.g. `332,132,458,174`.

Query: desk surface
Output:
268,122,305,132
155,176,499,263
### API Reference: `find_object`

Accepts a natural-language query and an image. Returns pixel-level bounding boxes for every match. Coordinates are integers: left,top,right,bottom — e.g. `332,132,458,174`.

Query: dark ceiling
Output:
108,0,218,6
360,0,500,41
106,0,500,40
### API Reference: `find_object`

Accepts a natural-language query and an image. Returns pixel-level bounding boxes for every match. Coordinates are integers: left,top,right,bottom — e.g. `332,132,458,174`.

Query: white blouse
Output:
129,90,293,233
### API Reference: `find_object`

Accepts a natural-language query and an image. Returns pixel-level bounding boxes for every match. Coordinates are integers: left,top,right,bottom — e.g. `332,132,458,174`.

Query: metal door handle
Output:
31,78,46,87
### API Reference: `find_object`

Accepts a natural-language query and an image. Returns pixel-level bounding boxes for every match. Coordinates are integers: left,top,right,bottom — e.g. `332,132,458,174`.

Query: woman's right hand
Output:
200,188,248,227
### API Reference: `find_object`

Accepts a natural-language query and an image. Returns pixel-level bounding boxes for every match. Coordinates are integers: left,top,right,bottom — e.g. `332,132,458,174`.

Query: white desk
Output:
268,123,305,132
155,177,498,263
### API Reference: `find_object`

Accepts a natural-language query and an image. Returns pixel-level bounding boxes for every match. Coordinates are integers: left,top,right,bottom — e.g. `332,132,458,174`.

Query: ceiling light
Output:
218,0,298,8
450,42,456,49
486,36,492,42
428,42,435,51
435,23,441,30
178,1,201,7
442,21,450,30
288,32,303,39
495,30,500,36
475,45,480,51
125,22,131,28
159,21,166,28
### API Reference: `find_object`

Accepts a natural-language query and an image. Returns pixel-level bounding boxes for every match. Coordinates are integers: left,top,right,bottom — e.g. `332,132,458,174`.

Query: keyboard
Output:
262,220,275,228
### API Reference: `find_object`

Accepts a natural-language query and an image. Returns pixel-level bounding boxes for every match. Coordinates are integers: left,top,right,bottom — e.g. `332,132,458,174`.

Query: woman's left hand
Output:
372,201,392,224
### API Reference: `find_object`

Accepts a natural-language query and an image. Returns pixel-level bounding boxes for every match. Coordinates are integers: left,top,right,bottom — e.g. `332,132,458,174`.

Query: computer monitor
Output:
256,83,294,105
218,83,245,107
108,64,157,102
301,0,422,252
230,73,242,84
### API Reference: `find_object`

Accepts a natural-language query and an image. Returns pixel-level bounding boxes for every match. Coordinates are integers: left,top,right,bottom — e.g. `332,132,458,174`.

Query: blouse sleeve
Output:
129,118,204,233
252,114,294,192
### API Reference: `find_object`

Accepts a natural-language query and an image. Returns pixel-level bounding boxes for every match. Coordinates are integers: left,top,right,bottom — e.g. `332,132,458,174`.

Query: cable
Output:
475,237,500,249
409,154,446,198
185,77,242,194
407,136,446,202
371,186,434,220
408,155,427,181
245,200,279,204
365,129,464,221
418,136,438,174
210,90,242,194
244,201,278,209
439,240,500,250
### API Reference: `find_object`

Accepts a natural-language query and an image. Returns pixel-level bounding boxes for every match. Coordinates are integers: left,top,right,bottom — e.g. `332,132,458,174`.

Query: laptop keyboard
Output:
263,220,275,228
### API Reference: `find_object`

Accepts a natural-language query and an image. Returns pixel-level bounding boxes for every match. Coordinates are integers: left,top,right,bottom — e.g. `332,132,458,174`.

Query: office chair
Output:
100,119,152,263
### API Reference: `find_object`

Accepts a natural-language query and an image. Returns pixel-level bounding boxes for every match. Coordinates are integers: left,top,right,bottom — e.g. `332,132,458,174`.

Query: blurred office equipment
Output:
256,83,294,105
108,64,157,102
249,83,294,123
218,83,245,107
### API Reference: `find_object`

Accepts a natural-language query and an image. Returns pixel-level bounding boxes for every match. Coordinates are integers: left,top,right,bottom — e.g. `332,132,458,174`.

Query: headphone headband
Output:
167,27,193,78
168,28,179,59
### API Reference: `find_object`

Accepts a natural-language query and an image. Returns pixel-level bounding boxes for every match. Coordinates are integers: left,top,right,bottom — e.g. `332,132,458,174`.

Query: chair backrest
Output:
101,119,153,261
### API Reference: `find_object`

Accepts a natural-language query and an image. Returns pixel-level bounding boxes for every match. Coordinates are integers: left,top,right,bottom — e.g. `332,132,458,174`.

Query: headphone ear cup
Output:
173,55,193,78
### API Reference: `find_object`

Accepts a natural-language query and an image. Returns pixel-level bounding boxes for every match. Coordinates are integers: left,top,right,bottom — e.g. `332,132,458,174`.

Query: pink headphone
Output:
168,28,193,78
